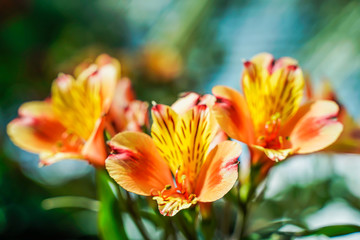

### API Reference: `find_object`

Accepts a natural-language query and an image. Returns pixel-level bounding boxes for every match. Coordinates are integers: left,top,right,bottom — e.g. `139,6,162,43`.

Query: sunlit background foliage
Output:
1,0,360,239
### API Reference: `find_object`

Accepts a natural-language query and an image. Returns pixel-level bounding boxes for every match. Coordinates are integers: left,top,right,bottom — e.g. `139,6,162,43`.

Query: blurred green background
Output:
1,0,360,239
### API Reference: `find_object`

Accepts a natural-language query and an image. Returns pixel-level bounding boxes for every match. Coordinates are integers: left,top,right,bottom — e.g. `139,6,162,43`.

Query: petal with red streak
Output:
212,86,254,144
195,141,241,202
283,100,343,154
106,131,173,196
7,101,65,153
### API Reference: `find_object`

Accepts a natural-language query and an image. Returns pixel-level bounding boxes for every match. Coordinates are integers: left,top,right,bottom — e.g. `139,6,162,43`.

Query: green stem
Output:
231,209,242,239
124,190,151,240
162,219,177,240
96,169,128,240
173,211,198,240
221,200,231,236
239,202,249,239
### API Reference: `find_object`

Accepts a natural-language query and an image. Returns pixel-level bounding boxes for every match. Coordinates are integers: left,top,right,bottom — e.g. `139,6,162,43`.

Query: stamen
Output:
256,113,290,150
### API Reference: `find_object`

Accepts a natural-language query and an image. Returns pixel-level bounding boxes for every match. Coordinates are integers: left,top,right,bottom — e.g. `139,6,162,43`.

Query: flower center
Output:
256,113,288,150
151,170,198,216
54,132,84,153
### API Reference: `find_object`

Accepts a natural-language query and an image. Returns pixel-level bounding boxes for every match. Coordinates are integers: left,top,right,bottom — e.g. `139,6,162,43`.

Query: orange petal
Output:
325,109,360,154
105,131,173,196
304,74,314,100
212,86,254,144
195,140,241,202
7,101,65,153
82,117,108,167
283,100,343,154
208,129,228,152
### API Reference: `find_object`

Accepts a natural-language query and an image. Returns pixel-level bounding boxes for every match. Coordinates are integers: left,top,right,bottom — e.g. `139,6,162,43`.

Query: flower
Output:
212,53,343,162
140,44,183,82
306,79,360,154
7,54,147,167
105,96,242,216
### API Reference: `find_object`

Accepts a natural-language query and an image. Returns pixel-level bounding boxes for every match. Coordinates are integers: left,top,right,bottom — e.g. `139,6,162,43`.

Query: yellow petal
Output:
242,53,304,132
151,104,219,187
195,141,241,202
106,131,173,196
51,73,102,140
249,52,275,79
52,55,119,140
177,105,219,185
18,100,55,119
151,104,181,175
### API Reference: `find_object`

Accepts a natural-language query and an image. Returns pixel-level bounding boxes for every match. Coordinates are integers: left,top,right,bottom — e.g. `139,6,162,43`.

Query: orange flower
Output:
106,97,242,216
141,44,183,83
7,54,147,167
212,53,343,162
306,79,360,154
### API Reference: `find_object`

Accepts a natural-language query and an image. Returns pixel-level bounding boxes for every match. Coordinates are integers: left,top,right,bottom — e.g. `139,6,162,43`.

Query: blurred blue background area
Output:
1,0,360,238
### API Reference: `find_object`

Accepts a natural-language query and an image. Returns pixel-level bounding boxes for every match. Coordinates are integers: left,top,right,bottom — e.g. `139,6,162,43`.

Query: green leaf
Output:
97,169,128,240
297,224,360,237
251,219,306,235
253,224,360,239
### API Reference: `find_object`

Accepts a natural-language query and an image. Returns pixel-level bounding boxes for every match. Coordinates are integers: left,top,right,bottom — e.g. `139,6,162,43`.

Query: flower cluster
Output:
7,53,344,218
